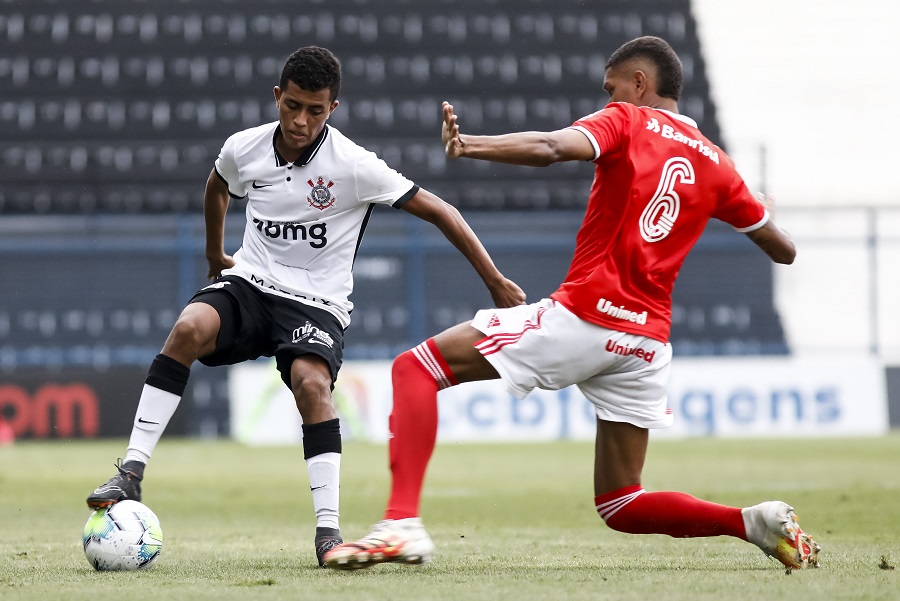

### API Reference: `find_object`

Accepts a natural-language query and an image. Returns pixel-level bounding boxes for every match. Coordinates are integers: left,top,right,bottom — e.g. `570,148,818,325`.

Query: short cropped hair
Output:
606,36,682,101
280,46,342,101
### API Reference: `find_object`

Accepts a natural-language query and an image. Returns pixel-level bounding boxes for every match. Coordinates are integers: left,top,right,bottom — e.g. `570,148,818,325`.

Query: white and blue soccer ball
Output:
82,500,163,571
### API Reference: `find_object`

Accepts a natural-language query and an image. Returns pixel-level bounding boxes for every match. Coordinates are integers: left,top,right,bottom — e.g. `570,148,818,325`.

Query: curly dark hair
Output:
606,36,682,101
280,46,342,101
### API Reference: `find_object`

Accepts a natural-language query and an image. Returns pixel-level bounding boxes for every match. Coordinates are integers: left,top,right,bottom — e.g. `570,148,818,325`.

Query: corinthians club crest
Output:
307,176,336,210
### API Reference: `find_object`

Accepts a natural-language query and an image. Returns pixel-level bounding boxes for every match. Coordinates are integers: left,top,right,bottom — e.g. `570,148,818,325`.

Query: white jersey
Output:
214,122,418,328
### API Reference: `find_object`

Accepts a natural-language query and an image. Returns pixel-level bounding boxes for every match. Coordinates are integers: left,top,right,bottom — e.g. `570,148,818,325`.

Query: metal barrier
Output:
774,206,900,361
0,210,799,370
3,206,898,367
1,208,897,438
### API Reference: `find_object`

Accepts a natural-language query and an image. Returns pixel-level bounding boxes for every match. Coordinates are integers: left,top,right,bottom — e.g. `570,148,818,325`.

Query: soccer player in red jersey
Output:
325,36,820,572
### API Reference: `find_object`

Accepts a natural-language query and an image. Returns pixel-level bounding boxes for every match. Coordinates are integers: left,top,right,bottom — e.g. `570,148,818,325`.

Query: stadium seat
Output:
1,0,719,214
0,1,779,362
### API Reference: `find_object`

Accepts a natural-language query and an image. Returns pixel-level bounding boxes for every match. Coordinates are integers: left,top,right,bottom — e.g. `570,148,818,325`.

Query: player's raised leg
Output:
87,302,218,509
591,419,820,571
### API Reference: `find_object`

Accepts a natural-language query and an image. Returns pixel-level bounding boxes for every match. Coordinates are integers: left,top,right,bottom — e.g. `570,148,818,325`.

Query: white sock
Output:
124,384,181,465
307,452,341,530
742,500,791,554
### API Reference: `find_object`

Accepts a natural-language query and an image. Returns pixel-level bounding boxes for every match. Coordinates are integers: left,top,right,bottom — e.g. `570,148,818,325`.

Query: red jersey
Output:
551,102,767,343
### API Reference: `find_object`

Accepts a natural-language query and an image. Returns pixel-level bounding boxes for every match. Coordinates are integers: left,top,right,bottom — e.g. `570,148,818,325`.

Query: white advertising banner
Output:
229,355,888,444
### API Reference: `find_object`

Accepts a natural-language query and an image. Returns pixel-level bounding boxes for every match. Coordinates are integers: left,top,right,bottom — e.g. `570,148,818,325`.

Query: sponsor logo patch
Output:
596,297,648,325
252,218,327,247
646,117,719,164
604,339,656,363
292,321,335,348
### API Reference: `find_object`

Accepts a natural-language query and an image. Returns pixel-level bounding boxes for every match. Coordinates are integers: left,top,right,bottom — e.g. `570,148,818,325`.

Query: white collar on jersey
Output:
272,123,330,167
651,108,698,129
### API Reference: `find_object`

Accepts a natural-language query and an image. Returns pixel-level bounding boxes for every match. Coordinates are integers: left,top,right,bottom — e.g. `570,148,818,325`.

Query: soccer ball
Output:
82,500,163,571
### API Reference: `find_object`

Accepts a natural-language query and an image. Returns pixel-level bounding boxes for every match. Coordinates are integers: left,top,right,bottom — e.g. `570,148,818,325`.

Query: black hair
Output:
280,46,342,101
606,36,682,101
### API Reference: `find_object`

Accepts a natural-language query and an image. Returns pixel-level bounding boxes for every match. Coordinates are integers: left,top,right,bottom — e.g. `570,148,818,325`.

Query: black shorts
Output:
189,275,344,389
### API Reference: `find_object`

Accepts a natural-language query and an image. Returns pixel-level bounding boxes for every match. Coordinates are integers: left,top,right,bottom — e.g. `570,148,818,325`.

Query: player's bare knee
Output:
290,368,333,415
166,314,215,358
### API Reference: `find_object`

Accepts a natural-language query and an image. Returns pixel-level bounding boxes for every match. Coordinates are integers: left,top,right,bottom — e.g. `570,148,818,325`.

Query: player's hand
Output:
206,254,235,280
442,101,464,159
489,277,527,309
754,192,776,214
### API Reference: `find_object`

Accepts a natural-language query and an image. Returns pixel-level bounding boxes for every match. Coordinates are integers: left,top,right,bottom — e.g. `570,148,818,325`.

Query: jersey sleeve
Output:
569,103,631,160
354,151,418,207
214,133,248,199
714,170,769,232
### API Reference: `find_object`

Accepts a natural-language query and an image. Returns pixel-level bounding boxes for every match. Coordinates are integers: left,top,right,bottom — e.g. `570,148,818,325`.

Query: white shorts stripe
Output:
474,307,547,355
412,342,452,390
595,489,645,522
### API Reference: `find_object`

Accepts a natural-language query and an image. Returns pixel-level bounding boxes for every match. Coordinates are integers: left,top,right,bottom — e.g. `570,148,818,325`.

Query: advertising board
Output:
229,356,888,444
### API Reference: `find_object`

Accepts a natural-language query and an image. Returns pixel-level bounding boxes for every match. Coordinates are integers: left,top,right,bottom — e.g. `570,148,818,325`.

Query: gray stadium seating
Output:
0,1,786,363
1,0,720,214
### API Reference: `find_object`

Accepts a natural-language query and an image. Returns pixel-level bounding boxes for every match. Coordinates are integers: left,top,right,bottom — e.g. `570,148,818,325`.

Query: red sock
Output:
594,485,747,540
384,339,458,520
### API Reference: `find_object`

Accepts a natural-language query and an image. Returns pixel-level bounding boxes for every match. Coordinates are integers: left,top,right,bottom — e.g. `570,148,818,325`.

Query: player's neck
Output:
274,131,306,164
645,98,679,113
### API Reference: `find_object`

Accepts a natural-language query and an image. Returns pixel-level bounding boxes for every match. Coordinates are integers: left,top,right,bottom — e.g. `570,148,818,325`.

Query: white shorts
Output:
471,298,673,429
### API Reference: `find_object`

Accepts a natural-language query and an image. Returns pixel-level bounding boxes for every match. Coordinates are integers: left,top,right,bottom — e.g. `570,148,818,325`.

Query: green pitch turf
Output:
1,435,898,601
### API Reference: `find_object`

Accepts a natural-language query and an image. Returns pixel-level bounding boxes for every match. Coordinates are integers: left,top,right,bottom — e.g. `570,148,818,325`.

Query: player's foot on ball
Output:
314,527,343,568
86,459,143,510
742,501,821,572
323,517,435,570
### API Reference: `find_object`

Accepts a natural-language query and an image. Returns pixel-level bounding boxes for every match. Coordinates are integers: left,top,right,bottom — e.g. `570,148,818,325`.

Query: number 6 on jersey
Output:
639,157,695,242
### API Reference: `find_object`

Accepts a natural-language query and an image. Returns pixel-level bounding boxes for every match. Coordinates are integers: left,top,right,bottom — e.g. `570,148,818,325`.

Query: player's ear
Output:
273,86,282,107
328,99,339,116
632,70,648,98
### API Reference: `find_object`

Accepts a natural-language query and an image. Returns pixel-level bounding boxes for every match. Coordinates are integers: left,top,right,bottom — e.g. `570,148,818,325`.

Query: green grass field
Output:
1,435,898,601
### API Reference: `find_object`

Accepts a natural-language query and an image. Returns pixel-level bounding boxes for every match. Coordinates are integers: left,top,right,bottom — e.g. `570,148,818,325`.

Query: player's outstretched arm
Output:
745,220,795,265
203,168,236,279
401,188,526,308
442,101,594,167
744,193,796,265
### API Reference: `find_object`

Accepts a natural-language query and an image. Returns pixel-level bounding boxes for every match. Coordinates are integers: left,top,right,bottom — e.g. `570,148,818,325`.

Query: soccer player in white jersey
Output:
86,46,525,567
325,37,820,572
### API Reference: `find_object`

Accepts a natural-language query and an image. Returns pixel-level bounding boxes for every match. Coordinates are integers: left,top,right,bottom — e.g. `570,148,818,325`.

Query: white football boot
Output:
323,517,435,570
742,501,821,572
